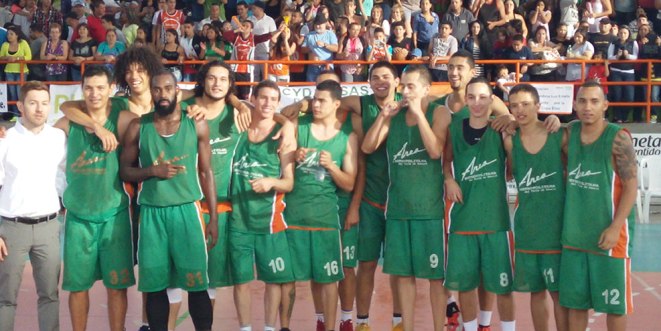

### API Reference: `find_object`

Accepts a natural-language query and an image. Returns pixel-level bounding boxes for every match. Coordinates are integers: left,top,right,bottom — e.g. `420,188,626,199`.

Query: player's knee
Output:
166,288,183,304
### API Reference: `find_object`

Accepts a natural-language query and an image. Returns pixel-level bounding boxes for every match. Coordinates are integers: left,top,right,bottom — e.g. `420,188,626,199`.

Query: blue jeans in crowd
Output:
609,70,635,122
5,72,20,114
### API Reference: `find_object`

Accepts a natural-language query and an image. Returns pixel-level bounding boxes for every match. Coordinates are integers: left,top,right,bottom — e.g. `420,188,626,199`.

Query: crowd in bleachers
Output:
0,0,659,121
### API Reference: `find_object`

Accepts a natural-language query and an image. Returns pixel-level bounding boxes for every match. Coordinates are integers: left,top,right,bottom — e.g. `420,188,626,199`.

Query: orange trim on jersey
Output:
362,197,386,211
199,201,232,215
270,192,287,233
286,225,336,231
123,182,136,199
443,197,453,234
516,249,562,254
611,173,630,258
507,230,515,274
625,258,634,314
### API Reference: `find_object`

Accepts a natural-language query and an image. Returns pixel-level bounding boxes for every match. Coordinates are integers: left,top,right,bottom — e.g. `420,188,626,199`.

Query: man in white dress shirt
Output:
0,81,67,331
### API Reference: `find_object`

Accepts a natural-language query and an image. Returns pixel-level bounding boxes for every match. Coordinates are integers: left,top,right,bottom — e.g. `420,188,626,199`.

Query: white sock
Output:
316,313,325,322
501,321,516,331
341,310,353,322
240,326,252,331
463,319,478,331
392,316,402,325
478,310,492,326
264,326,276,331
447,296,456,304
356,317,368,324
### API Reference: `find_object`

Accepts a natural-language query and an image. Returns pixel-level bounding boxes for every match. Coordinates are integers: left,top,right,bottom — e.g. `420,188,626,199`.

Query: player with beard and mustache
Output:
120,69,218,331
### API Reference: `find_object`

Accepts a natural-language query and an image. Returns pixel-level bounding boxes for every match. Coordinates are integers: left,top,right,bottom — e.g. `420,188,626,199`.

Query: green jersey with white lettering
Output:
385,104,443,220
137,112,203,206
286,114,351,229
511,130,564,251
447,119,509,233
563,123,634,258
64,98,128,220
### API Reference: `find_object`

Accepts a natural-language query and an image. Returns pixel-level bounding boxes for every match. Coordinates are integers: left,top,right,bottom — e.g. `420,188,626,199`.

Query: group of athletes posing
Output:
39,46,636,331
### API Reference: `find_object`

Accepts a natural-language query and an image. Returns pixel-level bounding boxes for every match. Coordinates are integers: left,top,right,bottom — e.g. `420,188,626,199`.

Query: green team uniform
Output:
382,104,444,279
338,115,358,269
445,119,513,294
181,97,239,288
357,94,401,262
431,95,469,125
63,100,135,292
285,114,351,283
229,124,294,284
137,112,208,292
510,130,565,292
559,123,634,315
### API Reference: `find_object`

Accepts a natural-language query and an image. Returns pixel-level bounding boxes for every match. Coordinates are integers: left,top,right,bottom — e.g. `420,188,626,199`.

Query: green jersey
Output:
563,123,634,258
361,93,402,206
511,130,565,251
63,99,128,220
180,97,240,202
385,103,443,220
431,95,469,125
137,112,203,207
448,119,509,233
286,115,351,229
229,124,287,234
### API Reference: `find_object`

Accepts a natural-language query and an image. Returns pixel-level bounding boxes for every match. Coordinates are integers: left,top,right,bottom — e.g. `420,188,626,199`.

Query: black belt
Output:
2,213,58,225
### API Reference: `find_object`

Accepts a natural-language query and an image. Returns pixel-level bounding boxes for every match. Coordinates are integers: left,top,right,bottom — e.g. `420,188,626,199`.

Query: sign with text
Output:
531,84,574,115
632,133,661,161
279,84,373,110
49,84,82,124
0,84,7,113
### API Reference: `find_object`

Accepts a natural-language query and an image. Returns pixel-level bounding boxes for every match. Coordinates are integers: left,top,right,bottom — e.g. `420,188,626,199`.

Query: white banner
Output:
632,133,661,161
531,84,574,115
49,84,82,124
0,84,7,113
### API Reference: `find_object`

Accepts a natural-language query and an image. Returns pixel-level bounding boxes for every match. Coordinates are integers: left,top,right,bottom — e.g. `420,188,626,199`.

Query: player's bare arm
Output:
195,119,219,249
346,113,365,229
117,111,139,144
53,117,71,136
252,125,297,194
443,134,463,203
420,105,451,160
599,130,638,250
323,132,359,192
60,100,118,151
361,100,400,154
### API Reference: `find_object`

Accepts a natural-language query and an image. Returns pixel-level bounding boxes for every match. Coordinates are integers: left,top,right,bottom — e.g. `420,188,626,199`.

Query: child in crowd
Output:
495,64,517,101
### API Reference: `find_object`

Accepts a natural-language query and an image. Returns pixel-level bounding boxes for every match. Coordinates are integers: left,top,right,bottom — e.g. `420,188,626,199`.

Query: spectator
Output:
366,27,391,64
120,10,139,46
476,0,506,43
357,0,374,21
64,12,78,44
494,64,516,101
426,20,457,81
639,34,661,119
303,0,322,23
180,19,201,82
388,21,413,75
335,15,349,43
528,0,552,40
69,22,97,81
159,28,183,81
344,0,364,27
230,1,250,30
94,28,126,70
139,0,156,28
613,0,637,26
461,20,491,78
197,3,221,32
87,0,107,44
583,0,612,34
326,0,345,23
630,13,655,40
608,26,638,122
199,24,226,61
558,0,579,37
374,0,390,21
366,6,389,39
493,27,510,58
40,22,69,81
288,9,308,82
66,0,88,43
251,1,275,83
443,0,475,41
27,23,46,80
389,3,411,38
504,34,534,81
153,0,184,47
487,0,528,40
586,50,609,94
12,0,35,38
412,0,438,56
102,14,126,44
268,23,296,82
0,25,30,114
551,23,573,55
225,20,274,98
31,0,62,36
528,26,560,82
264,0,281,20
589,17,616,56
135,25,155,53
565,29,594,82
302,14,338,82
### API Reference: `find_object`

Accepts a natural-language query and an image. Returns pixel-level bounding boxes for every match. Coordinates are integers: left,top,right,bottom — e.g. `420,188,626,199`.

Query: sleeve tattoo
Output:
613,130,637,181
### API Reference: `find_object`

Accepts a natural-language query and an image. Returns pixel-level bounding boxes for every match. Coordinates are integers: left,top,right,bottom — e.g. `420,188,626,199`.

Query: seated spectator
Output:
608,26,639,122
503,34,534,81
461,20,491,78
159,28,184,81
94,28,126,70
443,0,475,41
528,0,551,40
31,0,62,36
102,14,126,44
0,25,30,114
180,19,202,82
40,22,69,81
493,27,510,58
366,27,392,64
135,25,155,53
487,0,527,40
426,20,458,81
366,6,390,40
268,23,296,82
69,23,97,81
302,14,338,82
565,30,594,82
389,3,412,38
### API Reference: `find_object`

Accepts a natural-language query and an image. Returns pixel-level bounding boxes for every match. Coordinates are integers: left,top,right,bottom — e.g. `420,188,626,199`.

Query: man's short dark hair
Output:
19,81,49,103
578,80,606,100
465,77,492,95
194,60,235,98
369,61,398,80
440,20,453,28
253,80,281,101
511,34,524,42
237,1,249,8
316,80,342,101
102,14,115,24
403,64,432,85
509,83,540,104
82,65,114,86
29,23,43,33
450,49,475,69
150,69,177,88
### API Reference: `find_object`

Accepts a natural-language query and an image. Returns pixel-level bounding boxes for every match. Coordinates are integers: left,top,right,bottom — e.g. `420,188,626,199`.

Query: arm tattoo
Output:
613,130,637,181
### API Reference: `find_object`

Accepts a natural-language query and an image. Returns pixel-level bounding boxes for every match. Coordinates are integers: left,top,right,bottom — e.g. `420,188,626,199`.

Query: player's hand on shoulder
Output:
186,104,209,121
490,114,515,134
544,115,561,133
273,120,296,153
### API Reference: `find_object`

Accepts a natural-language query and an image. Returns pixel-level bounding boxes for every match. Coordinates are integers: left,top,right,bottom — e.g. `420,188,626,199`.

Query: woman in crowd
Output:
366,5,389,39
0,25,31,114
565,29,594,83
461,20,491,78
528,25,560,81
487,0,528,39
40,22,69,82
268,24,296,82
528,0,552,40
69,23,97,81
412,0,438,55
608,26,639,122
389,4,412,38
338,22,366,82
95,29,127,70
159,28,184,82
199,25,227,61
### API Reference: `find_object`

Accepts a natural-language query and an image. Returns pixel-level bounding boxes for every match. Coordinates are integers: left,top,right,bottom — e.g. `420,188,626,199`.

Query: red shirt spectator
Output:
86,0,107,44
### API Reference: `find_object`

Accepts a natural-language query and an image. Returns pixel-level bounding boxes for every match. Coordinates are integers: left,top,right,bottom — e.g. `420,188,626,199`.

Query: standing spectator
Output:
0,26,31,114
390,4,412,38
589,18,616,56
412,0,438,56
87,0,107,44
250,1,276,82
338,22,365,82
180,19,201,82
583,0,612,34
629,13,655,40
139,0,156,28
12,0,36,38
224,20,273,98
199,24,226,61
558,0,579,37
426,20,457,81
608,26,638,122
288,10,308,82
613,0,637,26
102,14,126,44
94,28,126,70
486,0,528,40
443,0,475,41
154,0,184,47
40,22,69,82
197,3,221,32
528,0,552,40
302,14,338,82
159,28,184,81
504,34,534,81
528,26,559,82
268,23,295,82
326,0,345,22
69,23,97,81
476,0,506,43
565,29,594,82
0,81,66,331
27,23,46,81
461,20,491,78
31,0,62,36
639,34,661,119
366,6,389,39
